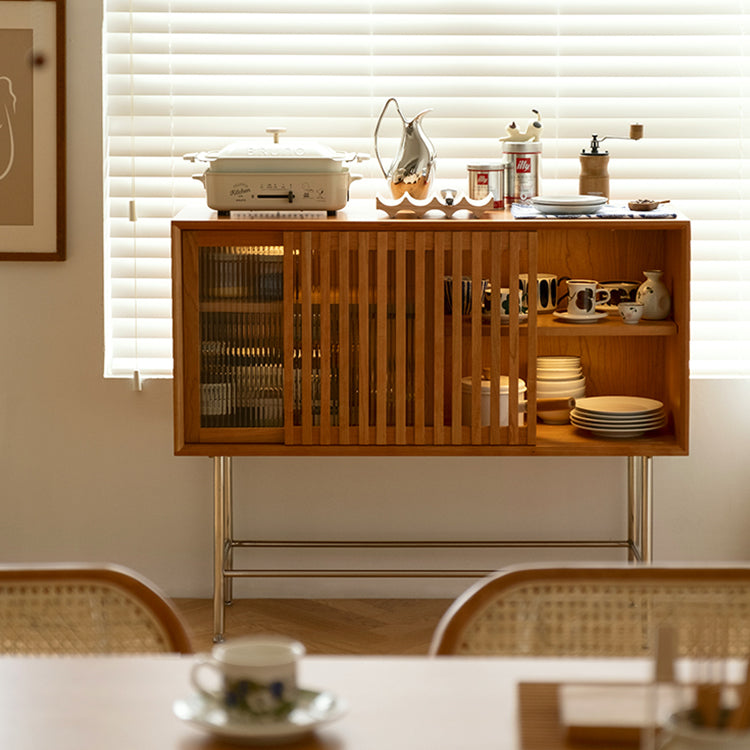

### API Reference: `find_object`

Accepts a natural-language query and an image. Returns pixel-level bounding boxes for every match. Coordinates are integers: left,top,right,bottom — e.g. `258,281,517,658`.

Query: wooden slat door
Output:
283,228,537,448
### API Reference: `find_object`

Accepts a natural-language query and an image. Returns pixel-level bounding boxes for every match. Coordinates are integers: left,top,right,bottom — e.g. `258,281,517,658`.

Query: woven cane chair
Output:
0,563,193,655
430,564,750,658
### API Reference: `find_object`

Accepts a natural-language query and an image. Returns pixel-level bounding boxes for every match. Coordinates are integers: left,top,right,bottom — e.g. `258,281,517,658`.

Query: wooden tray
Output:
519,683,660,750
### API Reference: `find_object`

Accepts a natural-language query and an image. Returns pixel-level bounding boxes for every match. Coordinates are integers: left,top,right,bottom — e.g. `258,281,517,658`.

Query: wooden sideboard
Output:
171,202,690,640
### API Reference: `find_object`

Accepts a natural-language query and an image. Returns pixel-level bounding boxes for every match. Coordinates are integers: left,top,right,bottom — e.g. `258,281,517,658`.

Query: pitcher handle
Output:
374,97,402,178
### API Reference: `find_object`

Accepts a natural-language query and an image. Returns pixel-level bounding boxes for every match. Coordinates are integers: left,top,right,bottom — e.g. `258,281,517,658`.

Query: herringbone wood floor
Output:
174,599,452,654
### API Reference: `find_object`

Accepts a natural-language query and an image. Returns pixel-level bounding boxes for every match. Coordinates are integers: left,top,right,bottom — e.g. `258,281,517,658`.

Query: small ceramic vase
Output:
636,269,671,320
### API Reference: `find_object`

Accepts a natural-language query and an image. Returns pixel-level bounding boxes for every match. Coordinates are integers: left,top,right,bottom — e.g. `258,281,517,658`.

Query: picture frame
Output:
0,0,65,261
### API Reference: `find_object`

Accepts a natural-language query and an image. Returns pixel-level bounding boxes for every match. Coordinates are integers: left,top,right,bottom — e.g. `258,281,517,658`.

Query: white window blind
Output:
104,0,750,379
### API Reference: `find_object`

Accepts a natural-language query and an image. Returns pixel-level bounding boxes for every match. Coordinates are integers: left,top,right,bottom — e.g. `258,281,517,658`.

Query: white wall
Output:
1,3,749,598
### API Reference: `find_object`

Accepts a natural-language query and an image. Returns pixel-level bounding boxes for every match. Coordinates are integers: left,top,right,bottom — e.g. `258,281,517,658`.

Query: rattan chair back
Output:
430,564,750,658
0,563,193,655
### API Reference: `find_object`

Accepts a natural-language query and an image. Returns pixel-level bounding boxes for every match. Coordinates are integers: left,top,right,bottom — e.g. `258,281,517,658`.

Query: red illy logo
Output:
516,158,531,174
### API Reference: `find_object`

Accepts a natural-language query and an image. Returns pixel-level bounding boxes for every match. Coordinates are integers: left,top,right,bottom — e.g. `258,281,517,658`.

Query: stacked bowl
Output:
536,356,586,424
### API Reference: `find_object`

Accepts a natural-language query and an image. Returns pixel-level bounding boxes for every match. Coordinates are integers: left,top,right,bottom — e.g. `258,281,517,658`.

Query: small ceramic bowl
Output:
444,276,488,314
618,301,644,325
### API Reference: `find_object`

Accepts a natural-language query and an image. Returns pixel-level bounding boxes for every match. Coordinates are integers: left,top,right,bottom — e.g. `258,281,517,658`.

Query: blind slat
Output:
104,1,750,379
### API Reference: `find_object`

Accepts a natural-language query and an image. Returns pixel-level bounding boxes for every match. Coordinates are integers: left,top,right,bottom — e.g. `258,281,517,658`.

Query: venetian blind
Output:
104,0,750,379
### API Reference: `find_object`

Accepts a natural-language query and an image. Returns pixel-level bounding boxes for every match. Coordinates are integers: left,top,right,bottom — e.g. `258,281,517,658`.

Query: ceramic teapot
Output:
374,97,436,200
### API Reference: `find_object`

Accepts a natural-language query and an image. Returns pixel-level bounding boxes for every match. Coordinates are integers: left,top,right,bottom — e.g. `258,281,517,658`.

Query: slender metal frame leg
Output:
627,456,653,563
213,456,229,643
224,456,234,606
628,457,638,561
639,456,654,563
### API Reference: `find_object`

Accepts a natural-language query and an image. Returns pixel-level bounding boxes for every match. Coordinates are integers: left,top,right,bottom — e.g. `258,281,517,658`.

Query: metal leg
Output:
224,456,234,606
213,456,229,643
628,457,638,561
627,456,653,563
639,456,654,563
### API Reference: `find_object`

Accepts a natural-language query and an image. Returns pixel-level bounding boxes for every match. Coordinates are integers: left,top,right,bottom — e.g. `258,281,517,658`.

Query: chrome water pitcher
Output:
374,98,436,199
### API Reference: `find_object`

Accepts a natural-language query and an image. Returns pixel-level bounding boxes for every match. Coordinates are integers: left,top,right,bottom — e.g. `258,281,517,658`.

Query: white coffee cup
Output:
190,635,305,717
563,279,610,317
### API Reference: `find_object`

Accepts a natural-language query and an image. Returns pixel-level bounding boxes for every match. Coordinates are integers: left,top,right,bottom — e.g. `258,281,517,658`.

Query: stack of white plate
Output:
530,195,608,216
570,396,666,439
537,356,586,424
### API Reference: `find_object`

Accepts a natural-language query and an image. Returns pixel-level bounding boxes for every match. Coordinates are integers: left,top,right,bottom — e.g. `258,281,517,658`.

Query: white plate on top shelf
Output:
530,195,607,215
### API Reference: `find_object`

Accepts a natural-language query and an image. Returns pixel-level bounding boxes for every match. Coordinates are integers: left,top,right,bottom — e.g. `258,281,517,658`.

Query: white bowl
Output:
536,387,586,398
538,409,573,425
537,369,584,381
537,356,582,366
537,376,585,390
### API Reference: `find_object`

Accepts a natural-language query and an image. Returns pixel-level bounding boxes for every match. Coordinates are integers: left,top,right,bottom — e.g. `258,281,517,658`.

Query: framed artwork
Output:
0,0,65,261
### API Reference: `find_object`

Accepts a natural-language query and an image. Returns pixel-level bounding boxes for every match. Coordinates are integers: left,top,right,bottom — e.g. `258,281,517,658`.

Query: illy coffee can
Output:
502,141,542,203
467,162,505,209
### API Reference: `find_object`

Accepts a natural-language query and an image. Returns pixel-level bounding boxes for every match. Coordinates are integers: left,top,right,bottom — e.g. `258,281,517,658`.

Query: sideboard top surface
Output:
172,201,690,233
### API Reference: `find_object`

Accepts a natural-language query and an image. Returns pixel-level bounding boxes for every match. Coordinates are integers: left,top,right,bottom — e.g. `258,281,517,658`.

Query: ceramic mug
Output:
190,636,305,718
483,285,528,318
618,302,644,325
599,280,640,308
444,276,488,315
562,279,610,317
519,273,560,313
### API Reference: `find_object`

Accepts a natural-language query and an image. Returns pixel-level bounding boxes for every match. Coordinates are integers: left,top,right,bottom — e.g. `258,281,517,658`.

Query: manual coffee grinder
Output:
579,123,644,198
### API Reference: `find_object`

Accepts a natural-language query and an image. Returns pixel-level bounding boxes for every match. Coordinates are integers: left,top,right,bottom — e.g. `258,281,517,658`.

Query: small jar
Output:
467,162,505,208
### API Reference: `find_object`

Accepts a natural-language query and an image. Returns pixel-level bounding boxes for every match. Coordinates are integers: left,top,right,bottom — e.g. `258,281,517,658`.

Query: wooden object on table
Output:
0,563,193,655
375,192,494,219
728,659,750,729
519,682,648,750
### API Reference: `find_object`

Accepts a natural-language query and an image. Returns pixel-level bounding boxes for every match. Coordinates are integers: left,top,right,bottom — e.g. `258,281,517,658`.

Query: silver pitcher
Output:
374,98,436,199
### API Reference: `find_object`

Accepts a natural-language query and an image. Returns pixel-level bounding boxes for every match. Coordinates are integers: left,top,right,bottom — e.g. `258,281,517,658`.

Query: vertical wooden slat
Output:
283,233,296,444
376,233,388,444
489,233,505,445
508,232,522,445
414,232,426,444
433,233,445,445
358,232,370,445
338,233,351,445
526,232,538,445
395,233,407,444
300,232,314,445
470,233,484,445
451,232,463,445
319,233,331,445
179,233,201,444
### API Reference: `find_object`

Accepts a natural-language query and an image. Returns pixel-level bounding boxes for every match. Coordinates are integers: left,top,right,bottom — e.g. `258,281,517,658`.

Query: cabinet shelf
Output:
172,204,690,458
474,315,678,337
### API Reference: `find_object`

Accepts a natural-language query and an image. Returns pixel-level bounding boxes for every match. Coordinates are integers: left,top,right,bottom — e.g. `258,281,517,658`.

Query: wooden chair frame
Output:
0,563,193,655
430,563,750,658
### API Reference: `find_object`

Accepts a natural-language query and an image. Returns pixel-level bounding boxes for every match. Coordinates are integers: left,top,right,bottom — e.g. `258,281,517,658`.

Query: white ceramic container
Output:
461,376,527,427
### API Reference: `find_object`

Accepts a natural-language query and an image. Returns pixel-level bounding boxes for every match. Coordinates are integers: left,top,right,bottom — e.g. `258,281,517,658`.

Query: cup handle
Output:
596,289,611,305
555,277,571,310
190,656,223,701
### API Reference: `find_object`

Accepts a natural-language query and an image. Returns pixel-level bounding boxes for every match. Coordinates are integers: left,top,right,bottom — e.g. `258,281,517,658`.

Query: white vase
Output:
636,269,671,320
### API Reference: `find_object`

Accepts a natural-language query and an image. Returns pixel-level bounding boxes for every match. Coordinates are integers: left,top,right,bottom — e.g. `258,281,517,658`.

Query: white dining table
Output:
0,654,654,749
